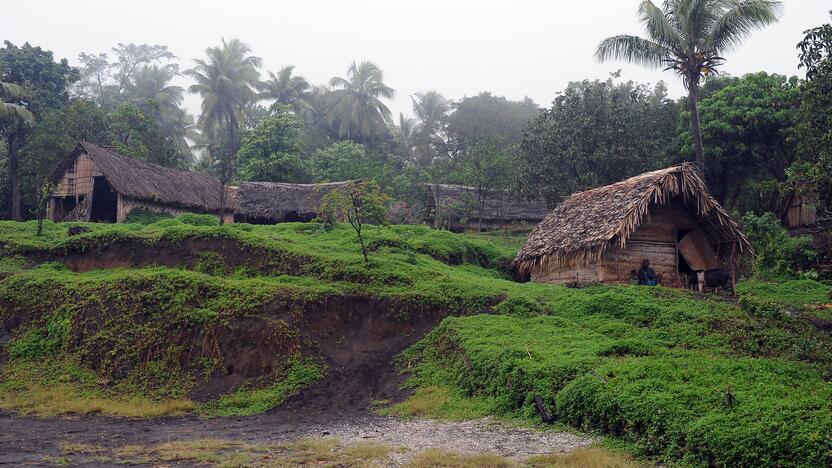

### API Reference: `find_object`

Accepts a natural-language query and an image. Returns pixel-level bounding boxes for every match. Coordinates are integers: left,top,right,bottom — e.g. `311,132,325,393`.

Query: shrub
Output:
176,213,220,226
123,208,173,225
741,212,817,280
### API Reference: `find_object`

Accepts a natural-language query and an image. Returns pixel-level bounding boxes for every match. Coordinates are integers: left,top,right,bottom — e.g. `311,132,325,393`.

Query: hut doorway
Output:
676,229,694,276
90,176,118,223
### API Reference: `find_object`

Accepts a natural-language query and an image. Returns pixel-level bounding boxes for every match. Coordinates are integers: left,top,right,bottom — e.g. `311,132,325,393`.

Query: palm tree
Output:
596,0,781,170
411,90,449,165
393,112,417,160
0,80,33,121
329,61,395,142
185,38,261,223
125,65,195,164
1,79,35,220
258,65,311,114
412,90,448,137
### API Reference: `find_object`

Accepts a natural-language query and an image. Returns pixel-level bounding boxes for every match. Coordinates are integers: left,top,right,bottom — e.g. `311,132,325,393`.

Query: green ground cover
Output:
0,216,830,466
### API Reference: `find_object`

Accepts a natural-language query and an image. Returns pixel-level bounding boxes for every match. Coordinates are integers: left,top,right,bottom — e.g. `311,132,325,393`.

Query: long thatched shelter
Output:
423,183,548,232
229,180,357,224
48,142,229,223
514,164,752,286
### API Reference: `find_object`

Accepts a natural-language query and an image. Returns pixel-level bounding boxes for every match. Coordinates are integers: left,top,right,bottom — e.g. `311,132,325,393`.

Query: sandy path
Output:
0,410,591,466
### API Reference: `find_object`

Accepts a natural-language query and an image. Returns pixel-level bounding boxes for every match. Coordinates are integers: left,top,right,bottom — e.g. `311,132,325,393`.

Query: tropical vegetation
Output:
595,0,783,171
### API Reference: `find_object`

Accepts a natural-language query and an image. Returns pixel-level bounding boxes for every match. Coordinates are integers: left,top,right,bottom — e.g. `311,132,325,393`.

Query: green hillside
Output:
0,216,830,466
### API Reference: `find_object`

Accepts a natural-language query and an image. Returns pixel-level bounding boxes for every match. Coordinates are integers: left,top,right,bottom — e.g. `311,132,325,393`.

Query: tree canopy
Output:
519,77,678,205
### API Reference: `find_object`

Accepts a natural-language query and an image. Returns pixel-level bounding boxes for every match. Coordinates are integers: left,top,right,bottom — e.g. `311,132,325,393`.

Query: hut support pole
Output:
728,243,737,296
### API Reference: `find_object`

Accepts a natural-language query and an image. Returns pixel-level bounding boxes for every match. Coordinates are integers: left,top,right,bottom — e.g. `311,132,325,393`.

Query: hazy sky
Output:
5,0,829,118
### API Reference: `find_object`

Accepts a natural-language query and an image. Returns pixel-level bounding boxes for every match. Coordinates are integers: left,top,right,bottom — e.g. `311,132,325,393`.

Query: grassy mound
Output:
399,283,832,466
0,218,520,417
1,217,831,466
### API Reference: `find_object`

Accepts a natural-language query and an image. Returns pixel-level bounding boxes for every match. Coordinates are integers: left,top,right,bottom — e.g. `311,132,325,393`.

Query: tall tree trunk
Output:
687,82,705,174
218,115,235,226
8,133,20,221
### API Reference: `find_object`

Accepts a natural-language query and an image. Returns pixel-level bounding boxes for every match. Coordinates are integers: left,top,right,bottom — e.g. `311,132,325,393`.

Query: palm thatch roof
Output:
230,180,357,222
423,183,548,223
514,164,752,275
53,142,224,211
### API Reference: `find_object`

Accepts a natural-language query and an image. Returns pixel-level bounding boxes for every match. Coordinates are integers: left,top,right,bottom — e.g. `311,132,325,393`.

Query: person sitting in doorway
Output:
628,269,639,285
638,259,657,286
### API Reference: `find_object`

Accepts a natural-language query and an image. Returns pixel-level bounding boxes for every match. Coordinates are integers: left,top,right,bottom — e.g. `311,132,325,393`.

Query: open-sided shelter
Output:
514,164,751,286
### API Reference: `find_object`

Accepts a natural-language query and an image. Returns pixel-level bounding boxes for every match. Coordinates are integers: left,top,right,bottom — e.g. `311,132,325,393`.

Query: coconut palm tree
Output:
125,65,196,163
393,112,417,160
186,38,261,223
595,0,781,170
412,90,448,137
1,79,34,220
0,80,34,121
411,90,449,165
258,65,311,114
328,61,394,142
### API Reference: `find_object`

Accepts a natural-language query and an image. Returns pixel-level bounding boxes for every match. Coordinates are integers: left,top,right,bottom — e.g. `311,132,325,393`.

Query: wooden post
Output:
728,243,737,296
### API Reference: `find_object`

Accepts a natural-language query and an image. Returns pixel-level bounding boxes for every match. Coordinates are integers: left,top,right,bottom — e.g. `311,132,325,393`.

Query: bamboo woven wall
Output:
785,194,817,228
530,203,703,286
54,154,101,197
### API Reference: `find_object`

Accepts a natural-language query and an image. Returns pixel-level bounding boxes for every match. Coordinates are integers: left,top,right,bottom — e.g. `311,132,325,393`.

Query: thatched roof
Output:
53,142,224,211
514,164,752,274
230,180,356,222
424,183,548,222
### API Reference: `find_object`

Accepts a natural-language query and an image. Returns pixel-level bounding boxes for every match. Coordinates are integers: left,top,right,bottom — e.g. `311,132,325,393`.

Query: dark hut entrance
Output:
90,176,118,223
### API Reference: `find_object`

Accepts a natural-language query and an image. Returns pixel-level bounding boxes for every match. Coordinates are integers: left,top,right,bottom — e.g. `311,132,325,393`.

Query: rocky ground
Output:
1,409,592,466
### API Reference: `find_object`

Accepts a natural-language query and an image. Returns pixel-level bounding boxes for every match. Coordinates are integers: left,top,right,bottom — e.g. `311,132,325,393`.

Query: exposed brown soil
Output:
0,291,454,466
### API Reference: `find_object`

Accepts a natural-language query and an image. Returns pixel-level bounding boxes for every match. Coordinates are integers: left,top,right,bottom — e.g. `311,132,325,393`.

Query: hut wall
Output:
785,194,817,228
531,261,600,285
53,153,102,197
117,197,234,224
531,204,700,286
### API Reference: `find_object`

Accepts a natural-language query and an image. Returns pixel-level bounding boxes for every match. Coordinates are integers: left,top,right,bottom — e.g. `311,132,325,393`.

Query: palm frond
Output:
0,81,27,99
0,103,34,122
595,35,671,68
707,0,782,52
639,0,683,49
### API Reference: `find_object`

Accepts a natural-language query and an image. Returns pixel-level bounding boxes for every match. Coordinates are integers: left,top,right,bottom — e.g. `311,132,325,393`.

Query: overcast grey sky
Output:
5,0,829,118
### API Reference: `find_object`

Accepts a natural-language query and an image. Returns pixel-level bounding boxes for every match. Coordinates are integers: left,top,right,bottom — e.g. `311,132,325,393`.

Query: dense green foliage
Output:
792,13,832,213
401,282,832,466
741,212,817,280
520,78,677,204
678,73,801,214
235,105,306,182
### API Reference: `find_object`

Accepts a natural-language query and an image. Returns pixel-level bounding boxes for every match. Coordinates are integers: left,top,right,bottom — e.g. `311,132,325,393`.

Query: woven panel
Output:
678,229,721,271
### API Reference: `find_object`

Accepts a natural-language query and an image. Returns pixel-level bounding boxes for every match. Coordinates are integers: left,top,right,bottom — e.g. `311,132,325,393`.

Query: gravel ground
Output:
0,411,592,466
319,415,593,460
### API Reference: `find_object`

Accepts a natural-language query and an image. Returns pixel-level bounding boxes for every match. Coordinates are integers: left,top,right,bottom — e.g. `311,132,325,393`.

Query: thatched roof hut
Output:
49,142,226,223
230,180,356,223
423,183,548,232
515,164,751,286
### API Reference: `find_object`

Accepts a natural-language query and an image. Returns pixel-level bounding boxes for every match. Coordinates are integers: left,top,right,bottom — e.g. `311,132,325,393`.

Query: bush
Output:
123,208,173,225
741,212,817,280
176,213,220,226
